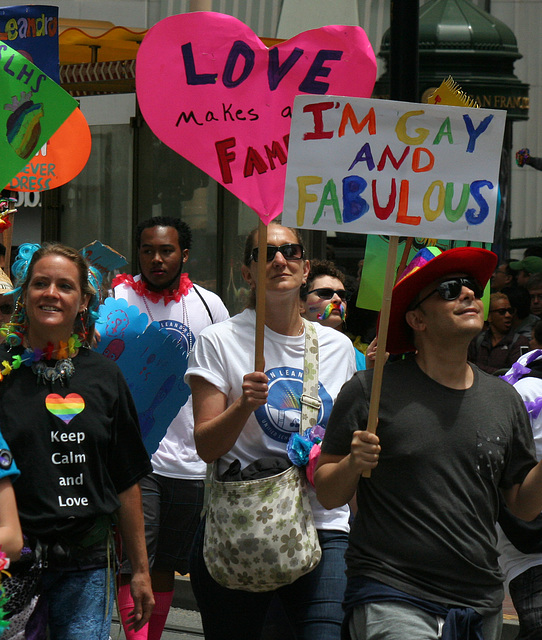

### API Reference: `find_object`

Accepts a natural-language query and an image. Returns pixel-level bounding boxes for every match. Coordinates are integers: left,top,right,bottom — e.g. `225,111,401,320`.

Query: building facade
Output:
3,0,541,311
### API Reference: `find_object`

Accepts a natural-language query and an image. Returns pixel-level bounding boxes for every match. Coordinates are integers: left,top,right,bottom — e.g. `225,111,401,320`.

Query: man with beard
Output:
113,217,229,640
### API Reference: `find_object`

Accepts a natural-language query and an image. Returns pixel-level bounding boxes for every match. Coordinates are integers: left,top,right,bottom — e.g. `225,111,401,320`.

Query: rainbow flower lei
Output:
0,334,82,382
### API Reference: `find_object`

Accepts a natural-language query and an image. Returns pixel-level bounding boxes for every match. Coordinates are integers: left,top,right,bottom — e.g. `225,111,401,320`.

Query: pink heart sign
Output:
136,12,377,224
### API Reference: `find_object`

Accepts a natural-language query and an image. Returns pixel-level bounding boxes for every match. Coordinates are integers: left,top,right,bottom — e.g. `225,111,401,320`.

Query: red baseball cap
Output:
386,246,498,354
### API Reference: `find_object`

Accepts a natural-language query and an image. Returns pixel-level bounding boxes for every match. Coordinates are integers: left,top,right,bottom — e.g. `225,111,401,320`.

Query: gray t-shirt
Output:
322,356,537,615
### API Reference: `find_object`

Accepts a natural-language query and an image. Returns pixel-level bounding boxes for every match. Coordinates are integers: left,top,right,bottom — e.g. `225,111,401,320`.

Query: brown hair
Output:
22,243,99,343
300,259,345,300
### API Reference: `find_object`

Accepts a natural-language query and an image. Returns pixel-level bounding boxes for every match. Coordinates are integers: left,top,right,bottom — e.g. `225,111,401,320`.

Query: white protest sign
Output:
282,96,506,242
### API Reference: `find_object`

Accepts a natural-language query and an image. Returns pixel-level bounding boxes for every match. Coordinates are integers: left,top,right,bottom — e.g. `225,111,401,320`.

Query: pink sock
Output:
118,582,149,640
147,590,174,640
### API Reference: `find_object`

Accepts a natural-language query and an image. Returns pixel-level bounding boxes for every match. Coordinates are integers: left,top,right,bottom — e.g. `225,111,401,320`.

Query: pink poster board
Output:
136,11,376,224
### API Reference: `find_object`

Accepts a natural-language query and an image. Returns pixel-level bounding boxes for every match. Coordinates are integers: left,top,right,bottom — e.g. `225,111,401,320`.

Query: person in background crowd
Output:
510,257,542,288
300,259,369,370
468,292,530,374
113,216,229,640
301,259,349,332
527,273,542,320
497,344,542,640
186,222,356,640
315,246,542,640
491,262,516,292
0,243,153,639
502,284,539,341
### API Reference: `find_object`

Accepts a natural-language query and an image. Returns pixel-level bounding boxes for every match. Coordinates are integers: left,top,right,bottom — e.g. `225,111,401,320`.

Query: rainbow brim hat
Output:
386,246,498,354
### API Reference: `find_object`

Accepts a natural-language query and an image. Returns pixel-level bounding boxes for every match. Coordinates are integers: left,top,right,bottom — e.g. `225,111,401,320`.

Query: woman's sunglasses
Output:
0,304,13,315
412,277,483,310
307,288,350,302
250,243,304,263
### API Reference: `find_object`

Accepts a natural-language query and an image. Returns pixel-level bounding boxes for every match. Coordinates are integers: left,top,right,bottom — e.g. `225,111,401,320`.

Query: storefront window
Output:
60,124,133,269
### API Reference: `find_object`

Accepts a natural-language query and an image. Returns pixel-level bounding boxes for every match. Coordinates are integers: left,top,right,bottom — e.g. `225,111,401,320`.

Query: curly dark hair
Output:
135,216,192,251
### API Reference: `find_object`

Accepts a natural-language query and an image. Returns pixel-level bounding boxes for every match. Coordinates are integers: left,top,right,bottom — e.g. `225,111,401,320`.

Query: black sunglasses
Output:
307,288,350,302
0,304,13,315
490,307,516,316
412,277,483,309
250,243,304,263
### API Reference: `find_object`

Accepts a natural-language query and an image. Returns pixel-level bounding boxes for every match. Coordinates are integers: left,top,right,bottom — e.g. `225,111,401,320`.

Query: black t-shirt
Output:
0,346,151,540
322,357,537,615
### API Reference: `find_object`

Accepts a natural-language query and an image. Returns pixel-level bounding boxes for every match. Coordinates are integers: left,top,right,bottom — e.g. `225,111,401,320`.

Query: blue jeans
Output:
509,565,542,639
349,601,502,640
189,517,348,640
38,567,115,640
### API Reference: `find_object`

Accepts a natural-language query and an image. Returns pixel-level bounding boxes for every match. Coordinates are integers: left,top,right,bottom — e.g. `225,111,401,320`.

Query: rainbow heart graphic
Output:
46,393,85,424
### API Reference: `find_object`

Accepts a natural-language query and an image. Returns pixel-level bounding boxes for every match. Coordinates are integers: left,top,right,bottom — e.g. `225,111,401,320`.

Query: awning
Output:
58,18,282,97
59,19,146,64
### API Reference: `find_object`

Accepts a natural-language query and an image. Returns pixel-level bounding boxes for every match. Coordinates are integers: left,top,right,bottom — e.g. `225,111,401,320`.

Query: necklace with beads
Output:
0,334,81,385
142,293,194,354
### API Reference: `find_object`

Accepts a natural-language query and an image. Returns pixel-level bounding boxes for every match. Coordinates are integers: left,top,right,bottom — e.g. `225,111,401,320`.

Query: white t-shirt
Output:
497,350,542,587
186,308,357,532
114,275,229,479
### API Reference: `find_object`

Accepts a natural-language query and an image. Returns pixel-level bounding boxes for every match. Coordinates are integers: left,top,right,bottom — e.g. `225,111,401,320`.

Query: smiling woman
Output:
0,243,154,640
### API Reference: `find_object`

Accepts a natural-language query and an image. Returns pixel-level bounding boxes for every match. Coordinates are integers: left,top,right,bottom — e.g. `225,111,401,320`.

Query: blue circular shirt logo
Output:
254,366,333,443
158,319,195,353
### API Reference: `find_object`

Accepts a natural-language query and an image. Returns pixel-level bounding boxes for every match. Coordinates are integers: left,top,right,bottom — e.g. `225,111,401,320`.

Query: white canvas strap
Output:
300,318,320,435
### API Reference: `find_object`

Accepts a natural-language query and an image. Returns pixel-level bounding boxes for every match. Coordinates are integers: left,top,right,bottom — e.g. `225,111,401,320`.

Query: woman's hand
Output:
240,371,268,411
191,373,268,463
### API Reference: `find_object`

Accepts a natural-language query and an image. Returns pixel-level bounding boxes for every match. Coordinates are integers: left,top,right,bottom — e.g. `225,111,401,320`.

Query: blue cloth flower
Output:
287,433,313,467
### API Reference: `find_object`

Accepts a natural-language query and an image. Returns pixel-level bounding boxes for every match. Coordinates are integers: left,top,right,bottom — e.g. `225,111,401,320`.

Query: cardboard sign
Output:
6,107,91,191
80,240,127,282
0,41,77,189
0,5,59,82
136,11,376,224
95,297,190,456
282,96,506,242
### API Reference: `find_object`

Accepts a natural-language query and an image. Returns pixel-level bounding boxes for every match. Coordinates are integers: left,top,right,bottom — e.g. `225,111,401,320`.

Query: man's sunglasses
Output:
0,304,13,316
490,307,516,316
412,277,483,309
307,288,350,302
250,243,304,263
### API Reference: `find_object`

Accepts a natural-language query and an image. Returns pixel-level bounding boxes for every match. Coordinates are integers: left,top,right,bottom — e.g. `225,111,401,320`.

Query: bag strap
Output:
300,318,320,435
192,284,214,323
